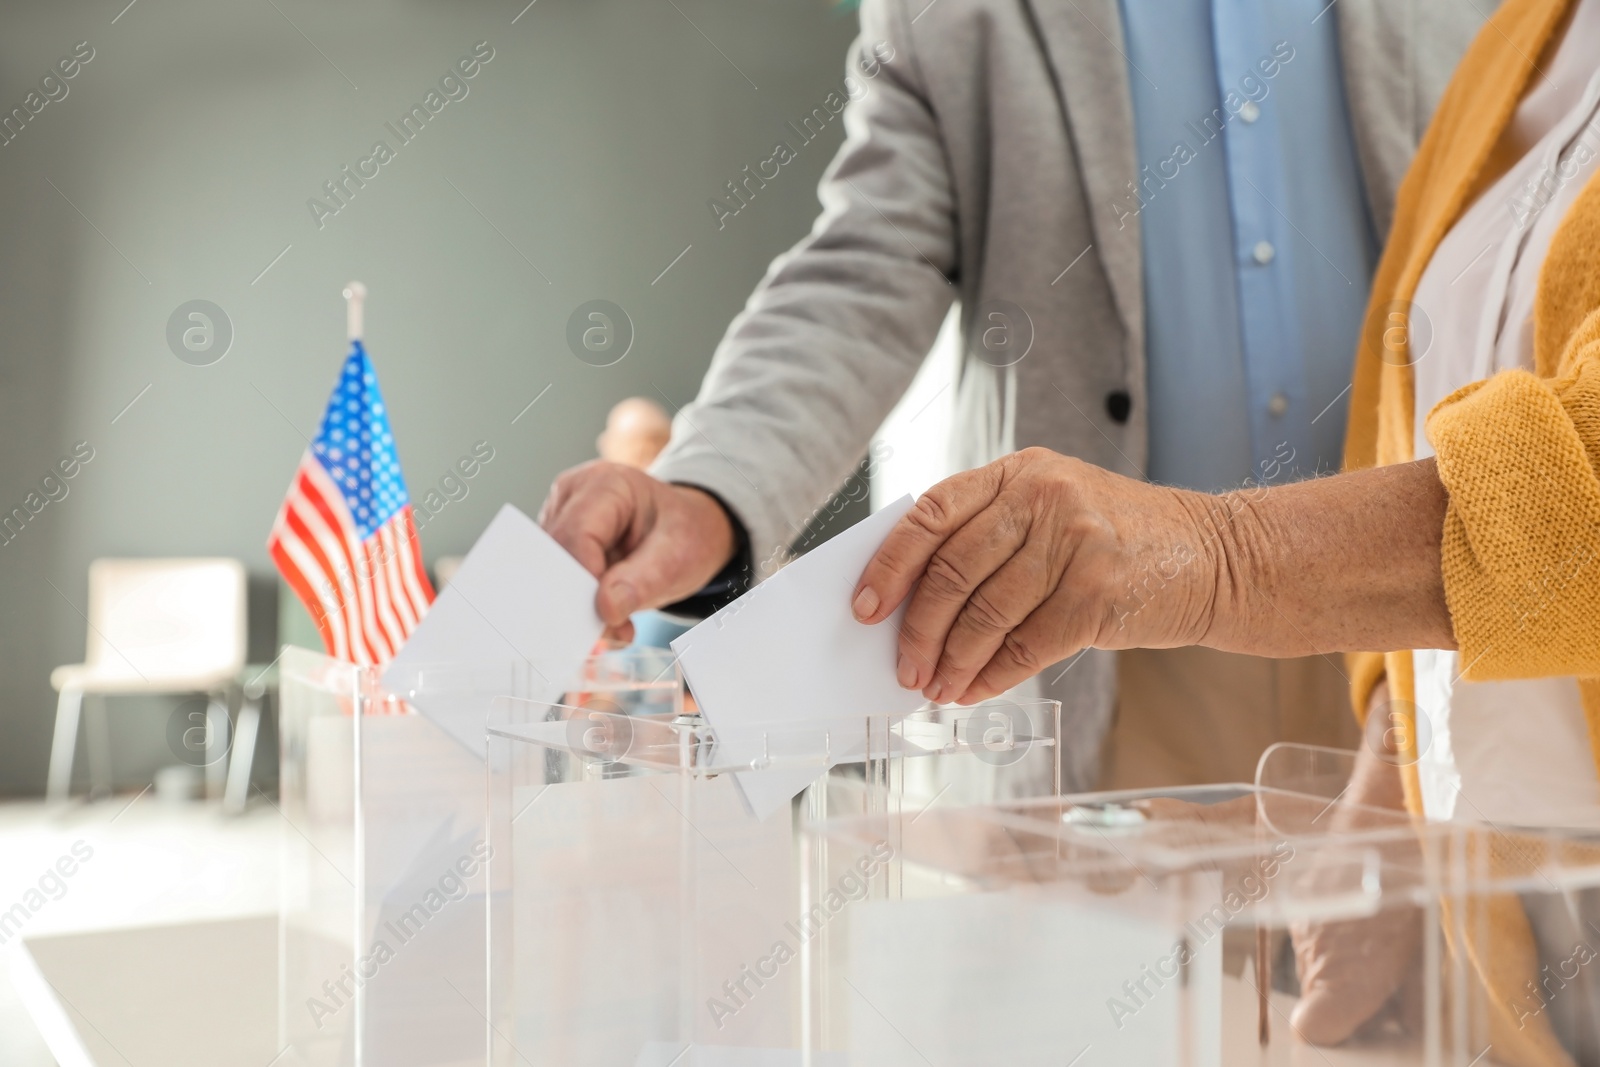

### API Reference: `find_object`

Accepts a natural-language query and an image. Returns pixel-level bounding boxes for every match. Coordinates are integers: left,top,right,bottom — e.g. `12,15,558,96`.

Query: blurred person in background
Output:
540,0,1490,792
597,397,673,471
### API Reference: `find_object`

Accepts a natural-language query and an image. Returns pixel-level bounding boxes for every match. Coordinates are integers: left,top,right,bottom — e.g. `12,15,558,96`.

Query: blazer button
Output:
1105,390,1132,424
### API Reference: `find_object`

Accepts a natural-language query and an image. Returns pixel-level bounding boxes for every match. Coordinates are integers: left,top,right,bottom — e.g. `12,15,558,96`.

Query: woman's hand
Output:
850,448,1225,705
1288,679,1423,1046
851,447,1453,706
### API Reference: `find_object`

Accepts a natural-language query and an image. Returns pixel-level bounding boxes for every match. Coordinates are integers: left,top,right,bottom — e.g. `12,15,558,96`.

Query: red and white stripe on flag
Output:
268,453,434,667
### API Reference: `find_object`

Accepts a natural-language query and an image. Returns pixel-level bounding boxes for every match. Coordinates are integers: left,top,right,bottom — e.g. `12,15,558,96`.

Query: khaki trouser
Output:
1099,646,1360,791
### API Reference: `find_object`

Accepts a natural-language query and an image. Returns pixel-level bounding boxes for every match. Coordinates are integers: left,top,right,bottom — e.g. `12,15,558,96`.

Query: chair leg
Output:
204,691,231,801
85,695,112,801
224,695,261,815
46,688,84,803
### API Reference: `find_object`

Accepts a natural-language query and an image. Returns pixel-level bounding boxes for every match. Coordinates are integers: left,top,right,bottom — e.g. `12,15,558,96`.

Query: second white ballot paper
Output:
671,495,927,819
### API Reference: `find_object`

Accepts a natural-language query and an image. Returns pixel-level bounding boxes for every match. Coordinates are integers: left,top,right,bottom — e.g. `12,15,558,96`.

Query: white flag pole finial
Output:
343,281,367,341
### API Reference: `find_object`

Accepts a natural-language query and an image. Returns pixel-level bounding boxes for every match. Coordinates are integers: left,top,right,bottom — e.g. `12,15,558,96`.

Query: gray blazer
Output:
652,0,1486,788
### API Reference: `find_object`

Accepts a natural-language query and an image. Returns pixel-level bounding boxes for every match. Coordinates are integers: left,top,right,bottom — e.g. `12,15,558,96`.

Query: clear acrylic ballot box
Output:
277,644,682,1067
805,743,1600,1066
485,694,1063,1066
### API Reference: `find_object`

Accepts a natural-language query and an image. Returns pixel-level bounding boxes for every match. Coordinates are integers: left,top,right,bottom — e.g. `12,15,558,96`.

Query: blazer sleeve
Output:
648,0,958,573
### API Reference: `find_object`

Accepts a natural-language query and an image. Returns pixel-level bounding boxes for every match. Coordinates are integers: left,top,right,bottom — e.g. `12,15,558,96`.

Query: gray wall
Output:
0,0,862,795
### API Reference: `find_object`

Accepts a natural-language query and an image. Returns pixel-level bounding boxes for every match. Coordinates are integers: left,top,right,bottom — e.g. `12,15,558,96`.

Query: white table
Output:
11,916,279,1067
10,914,1498,1067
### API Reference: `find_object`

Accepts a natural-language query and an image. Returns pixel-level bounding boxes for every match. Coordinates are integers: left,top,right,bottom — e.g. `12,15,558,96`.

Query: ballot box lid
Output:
810,778,1600,926
485,694,1060,777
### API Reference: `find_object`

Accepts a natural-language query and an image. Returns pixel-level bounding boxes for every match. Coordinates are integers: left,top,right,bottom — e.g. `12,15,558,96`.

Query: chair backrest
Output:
84,558,247,682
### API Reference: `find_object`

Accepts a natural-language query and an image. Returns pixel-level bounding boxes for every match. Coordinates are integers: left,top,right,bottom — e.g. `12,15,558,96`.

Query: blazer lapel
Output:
1022,0,1143,342
1333,0,1417,241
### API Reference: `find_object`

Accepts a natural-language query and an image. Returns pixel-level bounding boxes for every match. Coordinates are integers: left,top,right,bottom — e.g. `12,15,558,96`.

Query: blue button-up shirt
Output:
1116,0,1377,492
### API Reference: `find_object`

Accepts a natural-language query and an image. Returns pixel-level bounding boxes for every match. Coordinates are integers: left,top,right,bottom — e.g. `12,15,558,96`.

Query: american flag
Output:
268,340,434,665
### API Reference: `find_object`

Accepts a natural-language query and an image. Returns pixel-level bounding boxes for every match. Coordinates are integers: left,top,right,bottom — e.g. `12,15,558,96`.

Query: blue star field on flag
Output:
311,340,412,540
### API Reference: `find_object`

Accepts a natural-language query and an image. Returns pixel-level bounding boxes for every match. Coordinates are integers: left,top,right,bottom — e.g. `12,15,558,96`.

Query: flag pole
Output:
343,280,366,341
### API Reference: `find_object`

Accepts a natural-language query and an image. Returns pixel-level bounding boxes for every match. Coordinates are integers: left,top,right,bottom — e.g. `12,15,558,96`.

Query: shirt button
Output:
1238,101,1261,124
1267,392,1288,416
1252,240,1276,265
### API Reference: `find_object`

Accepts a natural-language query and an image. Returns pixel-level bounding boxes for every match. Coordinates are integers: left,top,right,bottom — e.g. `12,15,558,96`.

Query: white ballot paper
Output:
671,495,926,819
382,503,603,756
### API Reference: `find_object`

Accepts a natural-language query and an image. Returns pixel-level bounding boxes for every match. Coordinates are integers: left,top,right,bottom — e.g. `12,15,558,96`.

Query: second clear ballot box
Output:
277,644,682,1067
805,743,1600,1066
485,693,1063,1065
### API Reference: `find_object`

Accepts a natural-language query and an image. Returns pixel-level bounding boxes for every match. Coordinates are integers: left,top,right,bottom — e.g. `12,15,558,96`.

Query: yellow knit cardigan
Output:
1345,0,1600,1062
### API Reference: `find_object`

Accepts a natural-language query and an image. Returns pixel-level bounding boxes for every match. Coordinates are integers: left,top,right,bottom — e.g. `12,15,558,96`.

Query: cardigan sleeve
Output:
1424,308,1600,681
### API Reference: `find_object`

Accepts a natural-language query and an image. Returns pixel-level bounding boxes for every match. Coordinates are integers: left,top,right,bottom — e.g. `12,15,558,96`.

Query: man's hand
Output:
539,460,736,640
851,448,1220,705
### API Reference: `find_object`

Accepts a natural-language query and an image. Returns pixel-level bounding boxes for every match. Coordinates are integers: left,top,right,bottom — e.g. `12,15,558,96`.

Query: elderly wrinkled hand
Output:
850,448,1228,705
539,460,736,641
853,443,1454,703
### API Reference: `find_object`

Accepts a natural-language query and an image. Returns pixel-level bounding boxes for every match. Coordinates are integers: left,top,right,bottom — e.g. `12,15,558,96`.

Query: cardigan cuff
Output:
1426,330,1600,681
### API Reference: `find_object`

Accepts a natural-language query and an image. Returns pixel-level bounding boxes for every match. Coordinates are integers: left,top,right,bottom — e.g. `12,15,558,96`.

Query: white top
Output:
1408,0,1600,829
